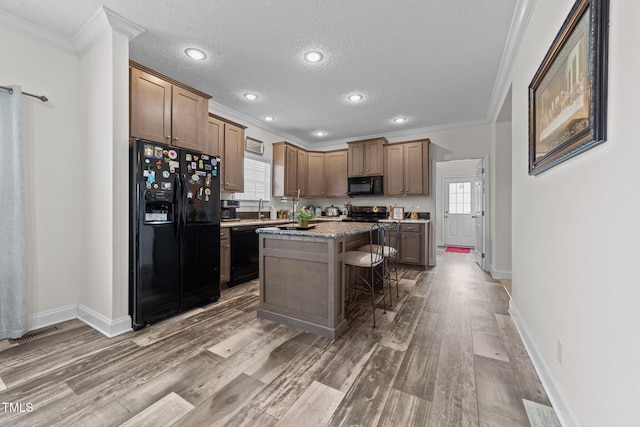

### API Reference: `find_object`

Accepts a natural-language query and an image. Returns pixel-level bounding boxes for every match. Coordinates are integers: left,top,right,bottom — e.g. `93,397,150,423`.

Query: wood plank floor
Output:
0,249,560,427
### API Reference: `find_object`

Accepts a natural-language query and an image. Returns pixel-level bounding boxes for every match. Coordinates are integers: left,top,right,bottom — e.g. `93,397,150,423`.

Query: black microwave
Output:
348,176,383,196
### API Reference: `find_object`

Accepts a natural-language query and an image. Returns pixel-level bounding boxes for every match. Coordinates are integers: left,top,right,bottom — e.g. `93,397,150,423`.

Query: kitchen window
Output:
233,156,271,202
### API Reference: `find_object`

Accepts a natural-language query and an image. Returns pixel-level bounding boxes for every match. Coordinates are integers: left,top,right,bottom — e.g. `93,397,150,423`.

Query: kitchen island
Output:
256,222,374,339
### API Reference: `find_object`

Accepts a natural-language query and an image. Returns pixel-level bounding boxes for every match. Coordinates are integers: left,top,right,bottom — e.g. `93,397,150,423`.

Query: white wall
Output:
510,1,640,425
0,26,85,326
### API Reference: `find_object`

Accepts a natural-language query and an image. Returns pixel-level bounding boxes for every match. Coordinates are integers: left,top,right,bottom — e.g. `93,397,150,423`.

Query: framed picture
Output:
392,207,404,221
245,136,264,155
528,0,609,175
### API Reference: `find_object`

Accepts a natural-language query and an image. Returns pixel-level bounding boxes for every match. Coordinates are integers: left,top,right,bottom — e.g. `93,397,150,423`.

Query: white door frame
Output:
435,156,489,270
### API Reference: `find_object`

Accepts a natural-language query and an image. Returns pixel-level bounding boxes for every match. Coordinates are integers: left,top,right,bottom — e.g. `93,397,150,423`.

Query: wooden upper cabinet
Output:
130,62,210,151
272,142,305,198
297,149,308,198
347,137,386,177
384,139,430,196
205,115,224,157
223,122,245,192
171,86,206,151
325,150,348,197
130,67,171,143
207,114,246,193
307,152,326,198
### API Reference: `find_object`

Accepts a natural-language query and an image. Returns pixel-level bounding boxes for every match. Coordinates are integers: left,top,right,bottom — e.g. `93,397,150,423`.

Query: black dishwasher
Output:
229,225,259,286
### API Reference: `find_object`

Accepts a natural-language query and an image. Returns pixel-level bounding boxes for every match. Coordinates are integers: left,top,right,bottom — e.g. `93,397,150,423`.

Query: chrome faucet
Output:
258,198,264,220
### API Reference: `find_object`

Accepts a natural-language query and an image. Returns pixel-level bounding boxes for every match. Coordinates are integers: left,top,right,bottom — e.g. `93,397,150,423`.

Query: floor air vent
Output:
9,325,60,344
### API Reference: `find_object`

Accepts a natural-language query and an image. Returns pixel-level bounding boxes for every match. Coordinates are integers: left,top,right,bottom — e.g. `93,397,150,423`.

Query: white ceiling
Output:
0,0,520,146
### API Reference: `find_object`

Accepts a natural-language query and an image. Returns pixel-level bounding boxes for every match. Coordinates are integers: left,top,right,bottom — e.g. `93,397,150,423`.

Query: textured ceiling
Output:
0,0,518,145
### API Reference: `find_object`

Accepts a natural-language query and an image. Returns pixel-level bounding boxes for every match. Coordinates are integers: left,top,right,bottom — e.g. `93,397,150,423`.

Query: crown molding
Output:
72,6,144,56
486,0,537,123
0,7,76,54
207,99,312,148
0,6,144,57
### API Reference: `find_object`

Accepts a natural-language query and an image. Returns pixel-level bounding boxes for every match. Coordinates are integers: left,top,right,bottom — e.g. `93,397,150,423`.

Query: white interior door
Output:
472,161,486,268
443,177,475,247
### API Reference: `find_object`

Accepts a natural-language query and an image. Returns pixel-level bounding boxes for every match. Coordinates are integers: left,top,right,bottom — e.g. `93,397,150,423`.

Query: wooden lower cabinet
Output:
220,228,231,284
398,223,425,265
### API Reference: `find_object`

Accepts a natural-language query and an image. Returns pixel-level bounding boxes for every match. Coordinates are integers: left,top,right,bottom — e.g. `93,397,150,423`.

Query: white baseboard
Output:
77,305,132,338
509,300,582,427
27,305,77,331
489,264,512,279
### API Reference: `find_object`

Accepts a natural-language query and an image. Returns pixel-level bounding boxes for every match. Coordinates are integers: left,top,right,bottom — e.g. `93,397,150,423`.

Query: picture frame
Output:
528,0,609,176
392,207,405,221
245,136,264,155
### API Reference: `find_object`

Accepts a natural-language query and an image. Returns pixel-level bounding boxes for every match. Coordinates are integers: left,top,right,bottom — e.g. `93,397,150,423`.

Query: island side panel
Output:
257,230,368,340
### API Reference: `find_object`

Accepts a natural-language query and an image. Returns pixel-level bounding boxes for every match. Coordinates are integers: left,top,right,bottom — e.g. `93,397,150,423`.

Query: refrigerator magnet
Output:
161,182,172,190
199,160,204,169
186,154,192,161
146,182,152,189
193,155,199,161
162,149,168,155
204,164,212,171
147,172,156,184
168,150,177,160
169,161,179,169
155,160,162,169
204,188,211,196
211,158,218,166
144,145,154,157
187,191,193,199
162,171,170,178
205,195,210,202
212,170,217,176
154,147,163,158
192,174,200,182
202,154,209,160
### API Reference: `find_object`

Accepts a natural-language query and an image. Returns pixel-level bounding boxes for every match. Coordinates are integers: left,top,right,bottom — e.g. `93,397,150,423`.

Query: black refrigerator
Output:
130,138,221,330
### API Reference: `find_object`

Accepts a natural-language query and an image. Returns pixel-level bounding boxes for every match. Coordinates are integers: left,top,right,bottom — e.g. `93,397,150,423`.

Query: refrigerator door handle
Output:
179,173,188,240
174,173,181,241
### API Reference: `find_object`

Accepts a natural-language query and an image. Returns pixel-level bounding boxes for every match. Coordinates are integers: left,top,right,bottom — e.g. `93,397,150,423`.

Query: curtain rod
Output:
0,85,48,102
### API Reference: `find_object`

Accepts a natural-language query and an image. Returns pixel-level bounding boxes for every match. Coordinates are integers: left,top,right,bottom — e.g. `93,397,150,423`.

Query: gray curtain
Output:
0,85,27,339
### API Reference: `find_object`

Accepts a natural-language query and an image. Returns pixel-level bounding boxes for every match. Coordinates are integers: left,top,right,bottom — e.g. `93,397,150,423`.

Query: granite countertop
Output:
220,218,292,228
380,219,431,224
256,221,376,238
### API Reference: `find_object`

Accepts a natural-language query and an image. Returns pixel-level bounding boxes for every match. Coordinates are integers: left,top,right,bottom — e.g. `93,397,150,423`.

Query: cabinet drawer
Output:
400,223,423,233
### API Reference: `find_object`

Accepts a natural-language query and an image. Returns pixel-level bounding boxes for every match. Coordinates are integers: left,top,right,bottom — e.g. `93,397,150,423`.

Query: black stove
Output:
344,205,387,222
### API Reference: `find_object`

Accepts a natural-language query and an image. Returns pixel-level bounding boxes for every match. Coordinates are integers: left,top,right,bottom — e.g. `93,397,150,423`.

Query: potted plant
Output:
295,208,315,228
277,208,289,219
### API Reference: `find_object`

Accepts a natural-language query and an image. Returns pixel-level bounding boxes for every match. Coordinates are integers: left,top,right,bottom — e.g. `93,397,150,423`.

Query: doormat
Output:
445,246,471,253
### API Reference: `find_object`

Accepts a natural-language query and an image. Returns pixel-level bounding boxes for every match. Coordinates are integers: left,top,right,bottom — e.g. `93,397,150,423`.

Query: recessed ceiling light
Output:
314,131,327,137
264,116,275,122
348,94,364,102
243,93,259,101
304,51,324,63
393,117,407,124
184,48,206,60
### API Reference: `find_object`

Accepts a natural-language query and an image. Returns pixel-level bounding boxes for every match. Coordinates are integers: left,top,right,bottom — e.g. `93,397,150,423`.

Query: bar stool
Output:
344,224,386,327
358,222,400,306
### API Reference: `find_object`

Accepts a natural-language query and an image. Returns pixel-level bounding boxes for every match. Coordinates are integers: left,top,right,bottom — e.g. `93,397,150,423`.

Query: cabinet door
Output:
130,67,171,144
297,149,308,198
385,144,405,196
284,146,299,197
364,139,384,175
399,232,422,264
171,86,206,151
220,228,231,284
325,150,348,197
223,124,244,192
307,152,326,197
404,142,424,195
348,143,364,177
205,116,224,157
